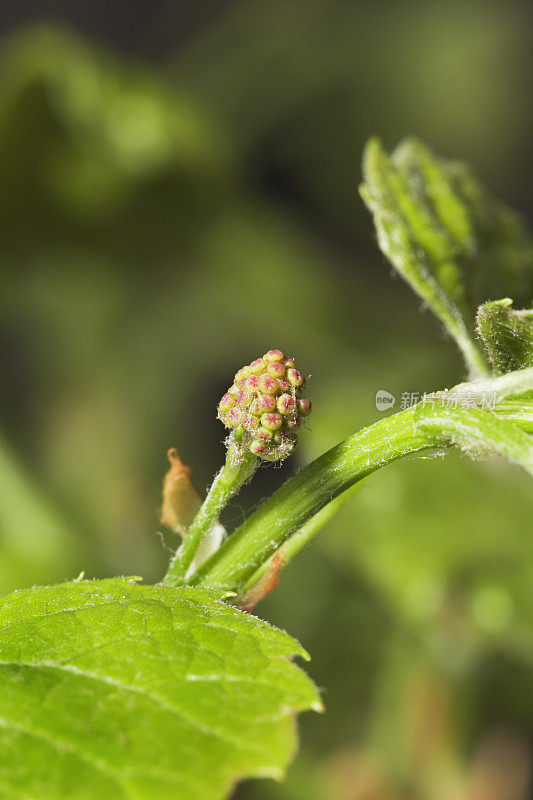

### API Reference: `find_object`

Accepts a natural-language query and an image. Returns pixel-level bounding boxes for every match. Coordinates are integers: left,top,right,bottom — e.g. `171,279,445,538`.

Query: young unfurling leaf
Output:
476,299,533,374
360,137,533,377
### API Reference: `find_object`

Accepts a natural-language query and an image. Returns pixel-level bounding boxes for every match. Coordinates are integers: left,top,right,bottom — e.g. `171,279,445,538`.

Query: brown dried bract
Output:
159,448,202,535
238,550,286,612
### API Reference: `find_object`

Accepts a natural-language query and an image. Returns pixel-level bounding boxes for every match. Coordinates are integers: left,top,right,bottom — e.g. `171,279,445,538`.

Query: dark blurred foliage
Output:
0,2,532,799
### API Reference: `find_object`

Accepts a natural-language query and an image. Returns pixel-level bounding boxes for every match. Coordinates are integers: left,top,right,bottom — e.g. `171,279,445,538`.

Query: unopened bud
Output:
287,368,305,388
267,361,286,379
298,397,312,416
250,394,276,415
234,366,251,382
264,349,284,363
261,411,283,431
277,393,296,414
217,349,312,461
249,358,266,375
236,387,252,407
245,375,260,391
225,407,242,427
218,393,235,414
242,413,259,432
258,374,279,395
250,440,267,456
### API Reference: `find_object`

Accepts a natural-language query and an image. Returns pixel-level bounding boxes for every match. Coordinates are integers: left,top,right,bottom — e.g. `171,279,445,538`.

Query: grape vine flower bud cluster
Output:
218,349,312,461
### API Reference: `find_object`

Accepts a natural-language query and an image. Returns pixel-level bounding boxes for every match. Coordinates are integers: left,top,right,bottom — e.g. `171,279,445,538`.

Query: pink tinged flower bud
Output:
298,397,312,416
236,388,252,407
258,374,279,395
225,407,242,427
267,361,285,379
255,427,273,442
250,394,276,415
264,349,284,363
249,358,266,375
242,413,259,432
219,350,311,461
234,366,251,382
287,368,305,388
218,393,235,413
250,440,267,456
261,412,283,431
277,393,296,415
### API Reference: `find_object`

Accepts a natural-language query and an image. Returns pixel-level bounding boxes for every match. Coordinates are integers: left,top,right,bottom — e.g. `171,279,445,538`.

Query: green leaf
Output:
0,577,320,800
360,137,533,376
476,298,533,374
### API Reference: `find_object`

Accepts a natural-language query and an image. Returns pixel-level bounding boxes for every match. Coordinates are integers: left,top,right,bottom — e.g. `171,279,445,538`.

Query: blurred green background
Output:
1,2,532,798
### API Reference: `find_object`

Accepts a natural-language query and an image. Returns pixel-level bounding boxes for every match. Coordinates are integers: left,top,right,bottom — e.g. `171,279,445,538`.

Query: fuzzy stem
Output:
191,396,533,592
240,376,533,601
414,403,533,476
163,447,257,586
238,481,364,606
190,408,432,591
449,366,533,404
493,401,533,433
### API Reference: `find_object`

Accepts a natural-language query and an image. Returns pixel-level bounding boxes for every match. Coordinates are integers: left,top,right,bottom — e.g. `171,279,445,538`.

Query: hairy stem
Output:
450,366,533,404
414,403,533,476
238,481,364,605
494,401,533,433
191,393,533,592
190,408,432,591
163,448,257,586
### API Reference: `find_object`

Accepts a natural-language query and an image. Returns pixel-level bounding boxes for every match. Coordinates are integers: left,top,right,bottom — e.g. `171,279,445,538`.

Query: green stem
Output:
449,366,533,404
494,401,533,433
191,394,533,592
240,371,533,601
190,408,433,591
238,481,364,605
414,403,533,476
163,447,257,586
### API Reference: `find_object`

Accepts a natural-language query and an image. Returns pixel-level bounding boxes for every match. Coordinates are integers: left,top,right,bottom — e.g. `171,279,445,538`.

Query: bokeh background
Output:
1,1,533,798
